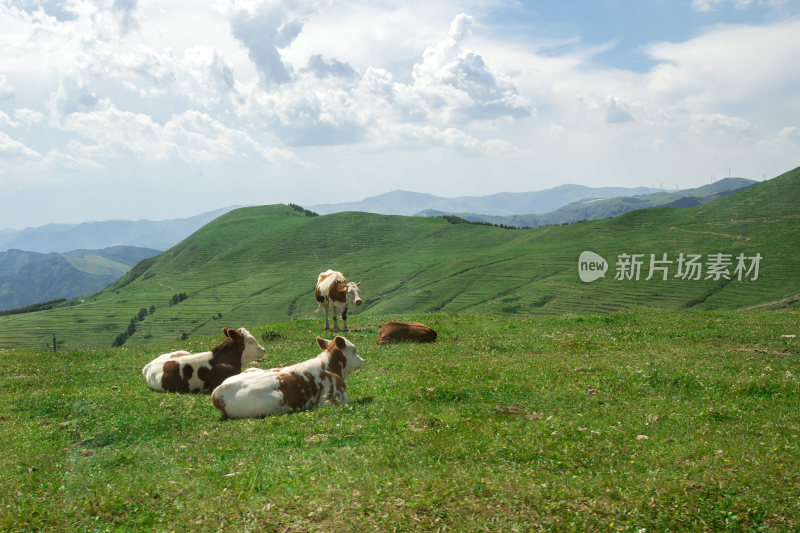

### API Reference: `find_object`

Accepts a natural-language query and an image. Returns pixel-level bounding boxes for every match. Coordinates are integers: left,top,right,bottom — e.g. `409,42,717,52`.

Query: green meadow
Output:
0,167,798,530
1,310,798,531
0,167,797,350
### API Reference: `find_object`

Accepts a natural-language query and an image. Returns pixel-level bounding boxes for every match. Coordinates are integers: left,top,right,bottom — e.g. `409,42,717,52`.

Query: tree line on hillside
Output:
437,215,528,230
169,293,188,306
113,306,156,347
290,204,319,217
0,298,67,316
114,293,188,346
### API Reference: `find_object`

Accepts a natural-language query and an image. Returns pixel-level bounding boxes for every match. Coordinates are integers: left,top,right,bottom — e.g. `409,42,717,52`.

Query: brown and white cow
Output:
142,328,265,393
376,322,437,345
315,269,362,331
211,336,364,419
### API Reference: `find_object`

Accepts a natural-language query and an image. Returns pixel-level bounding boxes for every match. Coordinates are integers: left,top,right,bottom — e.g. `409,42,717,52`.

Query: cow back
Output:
377,322,437,344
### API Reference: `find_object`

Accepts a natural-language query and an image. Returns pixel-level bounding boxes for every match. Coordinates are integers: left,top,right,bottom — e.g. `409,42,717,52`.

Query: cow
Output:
142,328,266,393
211,335,364,419
315,269,362,331
376,322,437,345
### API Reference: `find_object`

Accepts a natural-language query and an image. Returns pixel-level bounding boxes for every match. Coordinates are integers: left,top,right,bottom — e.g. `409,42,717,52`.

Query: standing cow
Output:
315,269,362,331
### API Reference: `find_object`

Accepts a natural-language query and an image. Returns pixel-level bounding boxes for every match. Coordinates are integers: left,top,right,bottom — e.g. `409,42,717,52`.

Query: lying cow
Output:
315,269,362,331
376,322,437,345
142,327,265,393
211,335,363,419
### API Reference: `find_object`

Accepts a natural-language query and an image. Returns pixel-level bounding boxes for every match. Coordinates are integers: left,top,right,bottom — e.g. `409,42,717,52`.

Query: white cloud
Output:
0,74,13,101
230,0,305,85
0,130,40,159
689,113,758,137
43,148,105,171
1,0,799,227
234,11,531,148
408,14,531,123
645,19,800,111
0,111,18,128
52,99,300,166
778,125,799,141
691,0,788,12
13,108,45,125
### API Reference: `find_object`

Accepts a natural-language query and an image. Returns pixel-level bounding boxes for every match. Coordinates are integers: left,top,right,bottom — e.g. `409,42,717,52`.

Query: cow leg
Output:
332,310,339,332
323,304,330,331
341,306,349,332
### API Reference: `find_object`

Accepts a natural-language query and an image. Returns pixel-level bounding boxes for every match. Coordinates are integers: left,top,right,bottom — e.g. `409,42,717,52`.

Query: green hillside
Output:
0,168,797,349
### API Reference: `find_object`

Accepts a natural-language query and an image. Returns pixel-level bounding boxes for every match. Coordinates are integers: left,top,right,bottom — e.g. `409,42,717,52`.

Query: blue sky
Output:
513,1,797,71
1,0,799,228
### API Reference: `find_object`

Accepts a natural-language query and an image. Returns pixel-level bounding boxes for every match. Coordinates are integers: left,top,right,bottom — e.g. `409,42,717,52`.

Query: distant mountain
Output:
418,178,758,227
0,207,239,253
306,185,661,217
0,246,160,311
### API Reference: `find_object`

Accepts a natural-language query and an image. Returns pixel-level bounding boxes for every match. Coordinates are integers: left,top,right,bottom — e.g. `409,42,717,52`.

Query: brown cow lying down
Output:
376,322,437,344
211,336,363,419
142,328,265,393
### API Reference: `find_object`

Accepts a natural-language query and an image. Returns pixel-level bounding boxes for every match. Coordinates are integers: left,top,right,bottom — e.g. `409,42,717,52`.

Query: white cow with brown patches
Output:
211,336,364,419
315,269,362,331
142,328,265,393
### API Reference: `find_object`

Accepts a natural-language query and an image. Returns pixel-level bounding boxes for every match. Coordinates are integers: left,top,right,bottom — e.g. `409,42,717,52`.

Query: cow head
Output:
345,281,362,306
224,327,266,363
317,335,364,378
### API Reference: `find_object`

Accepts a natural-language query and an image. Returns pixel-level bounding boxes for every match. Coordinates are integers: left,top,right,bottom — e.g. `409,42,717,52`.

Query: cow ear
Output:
317,337,330,350
334,336,346,349
223,328,232,337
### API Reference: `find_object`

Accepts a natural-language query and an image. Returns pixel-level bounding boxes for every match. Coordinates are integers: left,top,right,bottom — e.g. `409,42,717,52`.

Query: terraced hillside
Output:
0,167,797,349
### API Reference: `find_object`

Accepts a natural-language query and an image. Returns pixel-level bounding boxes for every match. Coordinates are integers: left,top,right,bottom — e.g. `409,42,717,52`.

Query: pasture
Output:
2,310,798,531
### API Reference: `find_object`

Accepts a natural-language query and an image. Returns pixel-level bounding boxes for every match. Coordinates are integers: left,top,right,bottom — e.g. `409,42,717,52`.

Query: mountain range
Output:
307,184,662,216
0,207,238,254
418,178,757,227
0,246,160,311
1,181,756,256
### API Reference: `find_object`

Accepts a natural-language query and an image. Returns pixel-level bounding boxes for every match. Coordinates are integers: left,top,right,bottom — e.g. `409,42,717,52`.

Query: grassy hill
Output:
0,168,797,349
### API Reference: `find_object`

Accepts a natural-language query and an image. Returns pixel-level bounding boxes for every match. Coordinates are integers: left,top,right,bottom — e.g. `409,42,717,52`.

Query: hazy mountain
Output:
306,185,661,216
0,246,160,311
0,207,239,253
418,178,758,227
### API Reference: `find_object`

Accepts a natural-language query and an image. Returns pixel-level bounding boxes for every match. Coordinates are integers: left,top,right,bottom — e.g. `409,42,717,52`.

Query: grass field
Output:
0,167,797,350
2,310,798,531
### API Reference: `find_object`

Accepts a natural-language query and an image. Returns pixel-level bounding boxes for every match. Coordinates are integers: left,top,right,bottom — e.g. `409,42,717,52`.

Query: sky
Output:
1,0,799,229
